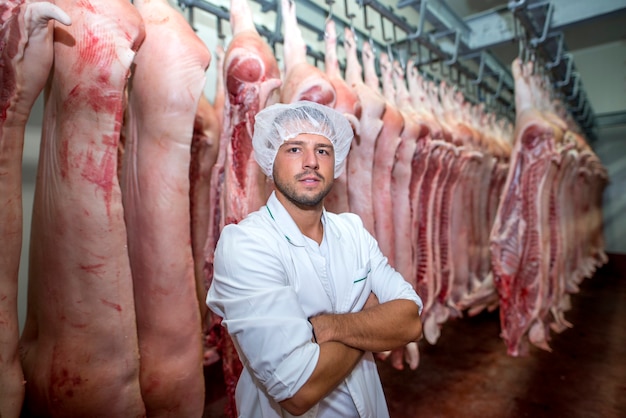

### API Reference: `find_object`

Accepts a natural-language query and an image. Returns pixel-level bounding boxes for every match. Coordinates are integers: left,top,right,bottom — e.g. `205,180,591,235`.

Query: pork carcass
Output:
204,0,282,415
323,18,360,213
547,138,578,333
121,0,210,415
190,94,221,363
389,59,426,309
18,0,147,415
0,2,69,416
344,29,384,236
192,46,225,367
364,50,403,262
386,59,430,369
490,58,563,356
279,0,335,106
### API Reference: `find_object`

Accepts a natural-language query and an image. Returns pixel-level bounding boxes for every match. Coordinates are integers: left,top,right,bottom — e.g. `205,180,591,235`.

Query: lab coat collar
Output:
265,192,341,247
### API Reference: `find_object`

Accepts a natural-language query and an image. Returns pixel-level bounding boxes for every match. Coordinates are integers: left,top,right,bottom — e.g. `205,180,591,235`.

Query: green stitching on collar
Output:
266,205,292,243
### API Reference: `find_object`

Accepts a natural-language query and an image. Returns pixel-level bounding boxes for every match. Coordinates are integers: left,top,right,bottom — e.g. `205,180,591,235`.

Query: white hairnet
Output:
252,101,353,179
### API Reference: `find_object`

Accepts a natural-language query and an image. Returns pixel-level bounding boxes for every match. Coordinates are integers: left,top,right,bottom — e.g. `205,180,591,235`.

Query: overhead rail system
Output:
177,0,626,140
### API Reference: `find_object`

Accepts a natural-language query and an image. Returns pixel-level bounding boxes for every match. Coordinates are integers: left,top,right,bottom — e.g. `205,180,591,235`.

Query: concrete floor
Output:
203,254,626,418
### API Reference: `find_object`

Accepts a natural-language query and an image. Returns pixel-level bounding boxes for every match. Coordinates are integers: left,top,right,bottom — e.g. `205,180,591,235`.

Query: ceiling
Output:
402,0,626,136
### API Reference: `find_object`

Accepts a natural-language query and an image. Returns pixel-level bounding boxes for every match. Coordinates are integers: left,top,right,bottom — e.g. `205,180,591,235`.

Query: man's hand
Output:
309,298,422,353
331,292,422,370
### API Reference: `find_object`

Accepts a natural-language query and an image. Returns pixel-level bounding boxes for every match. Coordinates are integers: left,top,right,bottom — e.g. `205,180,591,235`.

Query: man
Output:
207,101,423,417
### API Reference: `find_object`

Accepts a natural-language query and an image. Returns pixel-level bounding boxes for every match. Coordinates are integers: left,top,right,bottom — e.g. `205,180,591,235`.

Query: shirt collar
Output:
265,191,335,247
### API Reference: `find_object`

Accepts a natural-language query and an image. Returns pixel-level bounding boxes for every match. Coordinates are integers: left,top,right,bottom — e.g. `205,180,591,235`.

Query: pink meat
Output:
366,51,403,262
322,18,360,213
190,94,221,362
204,0,282,285
417,142,454,344
121,0,210,415
424,143,459,342
447,150,483,311
406,65,446,141
279,0,335,106
204,0,282,415
18,1,147,416
490,58,564,356
376,57,425,370
344,33,384,236
389,59,427,294
547,142,577,333
0,2,69,416
212,44,227,127
190,46,225,367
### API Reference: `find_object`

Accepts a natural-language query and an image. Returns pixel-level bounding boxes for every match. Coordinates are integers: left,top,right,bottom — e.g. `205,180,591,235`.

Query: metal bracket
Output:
470,52,486,85
545,31,564,69
530,1,554,47
407,0,429,40
554,52,573,87
443,29,461,65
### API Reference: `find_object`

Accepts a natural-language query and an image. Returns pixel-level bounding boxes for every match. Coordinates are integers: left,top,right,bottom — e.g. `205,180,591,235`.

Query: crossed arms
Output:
279,297,422,415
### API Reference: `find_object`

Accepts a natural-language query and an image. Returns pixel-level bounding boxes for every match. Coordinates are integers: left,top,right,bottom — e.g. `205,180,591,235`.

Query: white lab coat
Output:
207,192,423,418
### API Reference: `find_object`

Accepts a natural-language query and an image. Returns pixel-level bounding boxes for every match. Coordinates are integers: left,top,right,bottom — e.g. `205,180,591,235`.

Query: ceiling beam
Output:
462,0,626,50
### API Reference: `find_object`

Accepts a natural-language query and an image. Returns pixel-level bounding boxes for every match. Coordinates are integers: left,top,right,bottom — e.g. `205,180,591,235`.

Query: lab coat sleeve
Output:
206,223,320,402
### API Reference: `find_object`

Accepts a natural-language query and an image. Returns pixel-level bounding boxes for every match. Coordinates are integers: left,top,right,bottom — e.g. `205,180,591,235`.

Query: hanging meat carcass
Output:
190,93,222,366
18,0,147,415
364,49,403,267
441,91,499,316
279,0,335,106
385,58,423,285
191,44,226,366
408,78,454,344
343,28,384,236
491,58,569,356
203,0,282,276
381,58,430,370
323,18,360,213
398,64,512,346
0,2,70,416
120,0,210,415
203,0,282,415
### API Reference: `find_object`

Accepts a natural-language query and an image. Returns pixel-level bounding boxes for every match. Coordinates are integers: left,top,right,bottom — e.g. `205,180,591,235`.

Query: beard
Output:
273,171,334,208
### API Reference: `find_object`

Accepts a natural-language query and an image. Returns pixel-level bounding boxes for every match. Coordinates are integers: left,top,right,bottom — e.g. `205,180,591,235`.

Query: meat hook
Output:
362,3,376,54
494,70,504,100
324,0,335,22
407,0,428,41
554,53,573,87
216,16,226,46
572,92,586,113
470,52,485,86
443,29,460,66
344,0,357,41
545,32,564,69
177,0,198,32
529,1,554,47
566,72,580,100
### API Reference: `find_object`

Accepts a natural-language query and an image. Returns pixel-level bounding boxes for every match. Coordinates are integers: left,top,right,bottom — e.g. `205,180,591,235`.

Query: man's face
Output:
272,133,335,208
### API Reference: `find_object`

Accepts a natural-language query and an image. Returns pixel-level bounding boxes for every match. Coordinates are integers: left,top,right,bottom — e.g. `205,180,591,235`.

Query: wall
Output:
575,39,626,253
594,124,626,254
574,40,626,115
